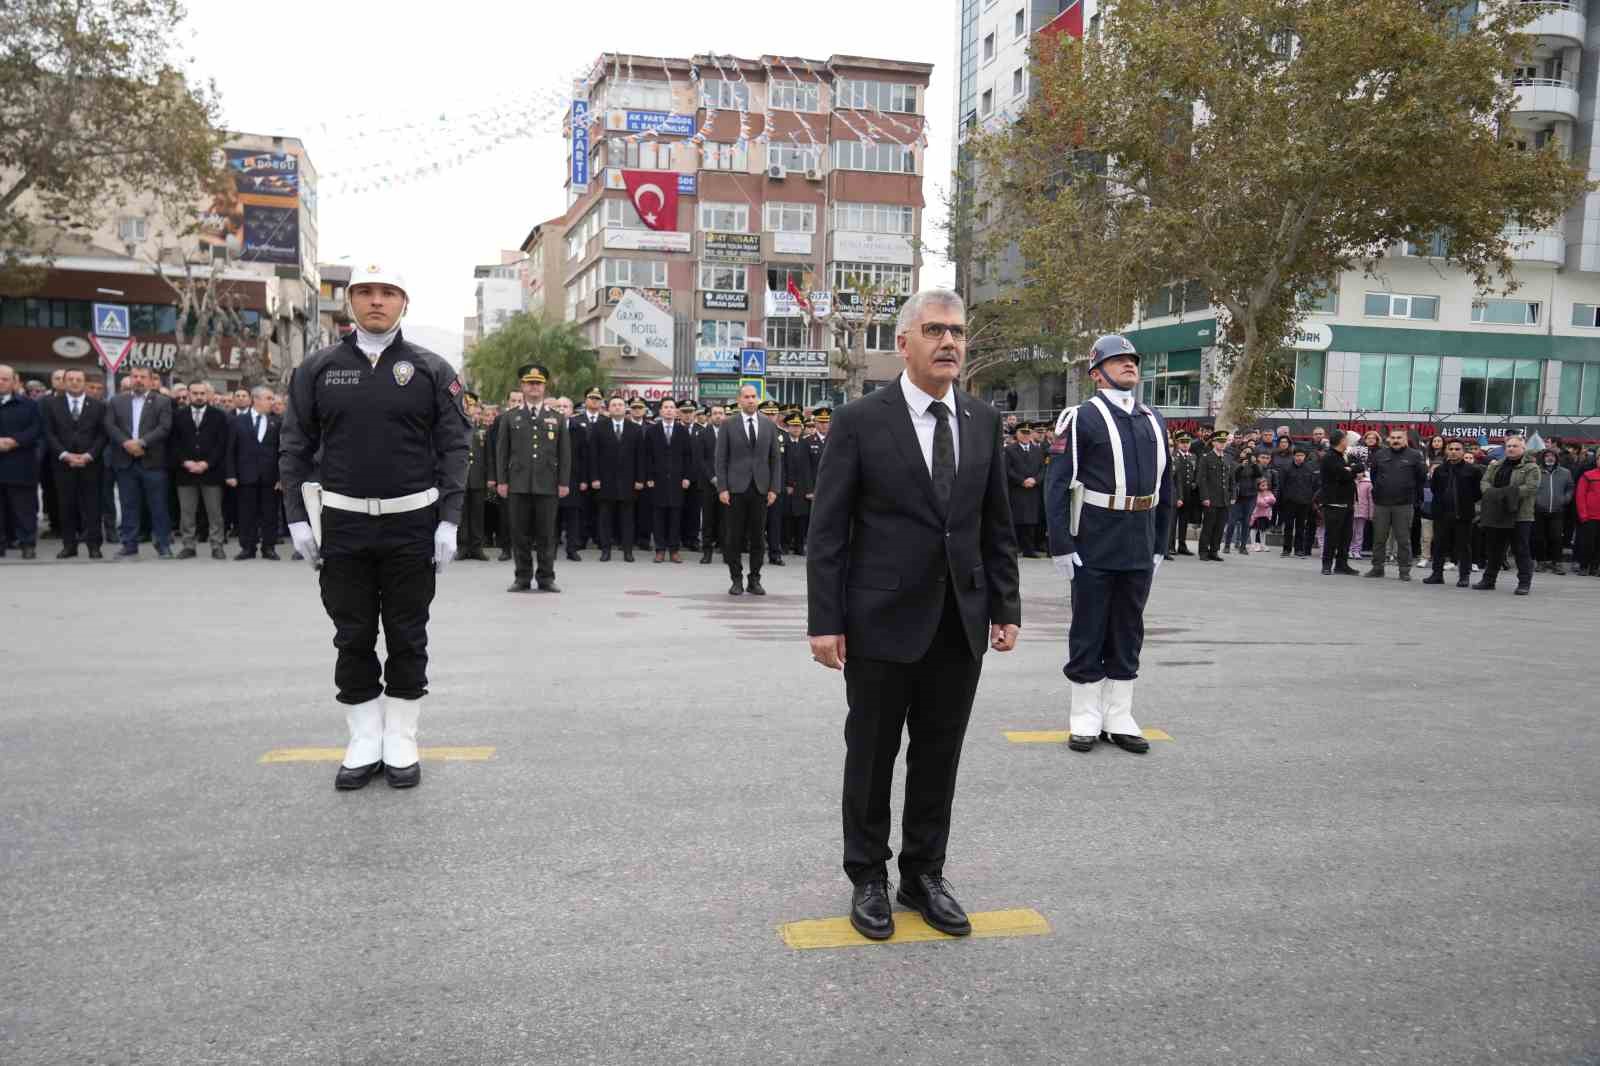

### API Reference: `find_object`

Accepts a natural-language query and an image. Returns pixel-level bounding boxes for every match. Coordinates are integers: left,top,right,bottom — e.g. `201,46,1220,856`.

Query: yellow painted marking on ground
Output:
1003,728,1171,744
780,907,1050,950
257,746,496,764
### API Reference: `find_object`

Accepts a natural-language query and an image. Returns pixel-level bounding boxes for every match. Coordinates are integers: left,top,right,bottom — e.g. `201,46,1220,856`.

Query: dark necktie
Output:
929,400,955,511
746,418,755,448
71,399,81,420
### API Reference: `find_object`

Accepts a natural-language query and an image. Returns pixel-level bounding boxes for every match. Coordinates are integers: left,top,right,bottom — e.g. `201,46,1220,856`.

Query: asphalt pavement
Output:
1,543,1596,1065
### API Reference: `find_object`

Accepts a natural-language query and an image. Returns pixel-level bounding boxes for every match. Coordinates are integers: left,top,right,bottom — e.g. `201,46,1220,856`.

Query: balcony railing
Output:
1512,76,1577,89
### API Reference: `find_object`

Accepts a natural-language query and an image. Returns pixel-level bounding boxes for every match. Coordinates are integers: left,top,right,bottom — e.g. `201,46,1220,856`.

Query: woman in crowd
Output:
1250,476,1276,552
1352,466,1373,559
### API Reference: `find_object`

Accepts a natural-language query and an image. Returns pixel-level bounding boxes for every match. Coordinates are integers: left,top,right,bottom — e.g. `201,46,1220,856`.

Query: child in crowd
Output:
1250,477,1276,552
1351,468,1373,559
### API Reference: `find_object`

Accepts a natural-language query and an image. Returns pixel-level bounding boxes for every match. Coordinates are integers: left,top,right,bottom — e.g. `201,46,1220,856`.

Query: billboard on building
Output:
198,148,302,266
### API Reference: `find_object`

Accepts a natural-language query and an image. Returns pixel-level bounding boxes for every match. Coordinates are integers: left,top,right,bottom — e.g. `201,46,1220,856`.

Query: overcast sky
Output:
183,0,958,362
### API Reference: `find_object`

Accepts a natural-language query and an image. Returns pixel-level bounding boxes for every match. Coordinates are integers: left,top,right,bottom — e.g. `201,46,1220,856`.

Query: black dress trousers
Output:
56,464,103,548
318,508,436,705
723,486,767,577
841,588,982,886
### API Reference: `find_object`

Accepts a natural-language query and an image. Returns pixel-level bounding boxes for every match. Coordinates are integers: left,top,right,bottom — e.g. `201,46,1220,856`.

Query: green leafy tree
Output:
975,0,1593,429
0,0,222,292
463,314,605,407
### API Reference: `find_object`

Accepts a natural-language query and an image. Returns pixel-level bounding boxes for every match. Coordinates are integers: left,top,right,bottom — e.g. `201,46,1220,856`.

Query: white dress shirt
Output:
129,393,146,440
899,373,959,476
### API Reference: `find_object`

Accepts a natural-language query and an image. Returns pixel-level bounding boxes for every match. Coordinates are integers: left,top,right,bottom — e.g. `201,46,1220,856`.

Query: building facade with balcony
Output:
558,52,932,406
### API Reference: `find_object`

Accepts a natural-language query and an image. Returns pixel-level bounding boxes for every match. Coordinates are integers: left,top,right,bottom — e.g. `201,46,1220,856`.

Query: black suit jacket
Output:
643,421,693,507
43,394,109,463
806,377,1021,662
227,411,281,485
170,405,231,485
104,391,173,470
715,412,782,495
694,423,723,486
590,418,642,501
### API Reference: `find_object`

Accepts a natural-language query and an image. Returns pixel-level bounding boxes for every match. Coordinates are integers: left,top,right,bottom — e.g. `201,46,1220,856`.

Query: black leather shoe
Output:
334,761,383,790
497,551,512,561
768,555,785,566
384,761,420,788
234,550,256,560
1102,730,1150,754
728,580,744,596
700,551,714,564
1067,733,1097,752
261,548,281,560
1514,584,1530,596
177,547,197,559
156,548,174,559
1176,547,1193,555
1397,571,1411,582
56,547,79,559
21,546,36,560
850,879,894,941
536,581,561,593
1473,579,1495,590
506,581,532,593
1334,566,1360,575
1365,568,1385,578
623,550,635,562
566,551,581,561
87,546,103,559
599,549,612,561
896,874,971,936
1321,566,1333,575
1456,576,1471,588
211,547,226,560
1422,573,1444,585
746,577,766,595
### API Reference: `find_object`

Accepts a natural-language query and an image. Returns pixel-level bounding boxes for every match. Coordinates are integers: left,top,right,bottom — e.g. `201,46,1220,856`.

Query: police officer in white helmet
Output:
280,264,472,790
1044,334,1174,754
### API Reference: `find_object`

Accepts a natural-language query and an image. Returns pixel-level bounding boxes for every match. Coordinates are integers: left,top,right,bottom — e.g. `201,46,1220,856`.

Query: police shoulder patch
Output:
448,376,463,397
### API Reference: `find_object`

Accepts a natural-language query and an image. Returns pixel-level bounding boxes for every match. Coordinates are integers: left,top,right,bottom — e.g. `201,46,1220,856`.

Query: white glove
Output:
433,521,458,574
288,521,320,568
1052,552,1084,581
1152,553,1164,575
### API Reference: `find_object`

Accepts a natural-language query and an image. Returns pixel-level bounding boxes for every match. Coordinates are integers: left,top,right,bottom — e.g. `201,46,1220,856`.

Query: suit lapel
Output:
881,377,941,517
954,389,979,490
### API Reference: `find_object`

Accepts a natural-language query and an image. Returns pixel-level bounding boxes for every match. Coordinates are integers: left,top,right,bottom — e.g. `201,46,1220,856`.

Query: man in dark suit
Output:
458,393,490,560
807,290,1021,941
642,396,694,563
781,411,814,554
557,395,586,561
677,401,703,551
484,390,521,561
42,368,108,558
226,385,282,559
104,365,174,558
571,386,606,553
714,383,782,595
1005,421,1046,557
695,403,727,564
0,365,45,558
170,381,231,559
589,394,643,561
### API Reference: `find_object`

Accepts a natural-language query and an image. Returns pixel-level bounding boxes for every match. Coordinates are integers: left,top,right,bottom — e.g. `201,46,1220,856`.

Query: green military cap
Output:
812,406,832,424
629,397,647,410
783,411,803,427
518,363,548,385
759,399,781,415
585,386,604,400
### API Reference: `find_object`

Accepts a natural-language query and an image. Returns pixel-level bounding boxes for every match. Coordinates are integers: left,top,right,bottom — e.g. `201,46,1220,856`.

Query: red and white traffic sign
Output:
88,335,135,374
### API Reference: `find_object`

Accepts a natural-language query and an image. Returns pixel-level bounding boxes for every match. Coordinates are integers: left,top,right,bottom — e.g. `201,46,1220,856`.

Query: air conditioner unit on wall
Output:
804,166,823,181
767,164,787,180
620,342,636,357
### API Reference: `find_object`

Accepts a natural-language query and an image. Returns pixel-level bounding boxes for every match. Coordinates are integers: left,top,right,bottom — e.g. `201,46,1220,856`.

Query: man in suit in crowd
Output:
761,399,788,566
571,386,607,553
104,365,174,558
589,393,643,561
715,383,782,595
457,392,490,561
643,395,694,563
781,410,814,554
484,390,521,561
0,364,45,558
677,401,703,552
42,368,108,558
226,385,282,560
169,380,230,559
1005,421,1046,557
807,289,1021,941
556,395,586,561
695,403,727,564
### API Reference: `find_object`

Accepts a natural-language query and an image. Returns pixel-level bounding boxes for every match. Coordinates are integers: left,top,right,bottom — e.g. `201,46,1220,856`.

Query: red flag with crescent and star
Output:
621,170,679,231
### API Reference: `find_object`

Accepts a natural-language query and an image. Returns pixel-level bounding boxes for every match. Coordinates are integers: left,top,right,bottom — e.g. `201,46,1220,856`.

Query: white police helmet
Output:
1088,333,1139,372
348,262,408,298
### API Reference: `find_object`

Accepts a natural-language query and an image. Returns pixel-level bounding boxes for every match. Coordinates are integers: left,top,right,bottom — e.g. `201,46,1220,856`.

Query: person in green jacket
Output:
1475,435,1540,595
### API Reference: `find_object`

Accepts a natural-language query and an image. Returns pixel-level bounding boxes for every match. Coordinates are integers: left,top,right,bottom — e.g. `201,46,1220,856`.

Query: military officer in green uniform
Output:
494,364,571,593
458,391,490,560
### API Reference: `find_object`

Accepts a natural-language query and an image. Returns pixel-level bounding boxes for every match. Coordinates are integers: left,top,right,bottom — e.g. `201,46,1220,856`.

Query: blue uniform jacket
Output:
1044,395,1174,570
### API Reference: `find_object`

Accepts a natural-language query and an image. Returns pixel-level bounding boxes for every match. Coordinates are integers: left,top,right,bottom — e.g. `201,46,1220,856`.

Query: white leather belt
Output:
1082,489,1156,512
321,487,439,516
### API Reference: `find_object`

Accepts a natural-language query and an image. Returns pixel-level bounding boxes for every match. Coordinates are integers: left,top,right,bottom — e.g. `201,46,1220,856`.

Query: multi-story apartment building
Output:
559,52,933,406
473,255,526,344
519,216,567,324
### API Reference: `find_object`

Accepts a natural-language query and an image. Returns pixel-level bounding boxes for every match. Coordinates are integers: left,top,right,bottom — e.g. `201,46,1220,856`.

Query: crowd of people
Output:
4,361,1598,600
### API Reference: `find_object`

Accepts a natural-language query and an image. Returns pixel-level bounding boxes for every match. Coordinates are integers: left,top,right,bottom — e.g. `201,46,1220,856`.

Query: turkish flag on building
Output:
785,275,811,312
621,170,679,231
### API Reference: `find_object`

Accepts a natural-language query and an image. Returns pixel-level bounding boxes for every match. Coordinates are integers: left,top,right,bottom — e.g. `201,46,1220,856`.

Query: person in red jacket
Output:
1575,463,1600,576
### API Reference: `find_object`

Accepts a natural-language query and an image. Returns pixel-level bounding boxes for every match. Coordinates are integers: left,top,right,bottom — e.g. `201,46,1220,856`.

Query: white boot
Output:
1068,680,1104,748
382,697,421,770
1101,679,1150,753
342,697,384,769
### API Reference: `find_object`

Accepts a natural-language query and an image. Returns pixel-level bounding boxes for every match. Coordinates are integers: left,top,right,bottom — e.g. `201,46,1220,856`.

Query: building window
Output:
1471,299,1540,325
766,316,808,347
698,201,749,232
835,79,919,113
846,323,897,351
767,265,808,293
763,202,816,233
700,142,749,172
603,197,648,230
983,32,995,61
1406,232,1449,258
1363,292,1439,320
117,217,148,244
831,261,914,294
699,78,749,110
612,80,671,110
1297,282,1338,314
1358,354,1441,411
767,142,823,173
698,319,746,350
1014,8,1025,35
1257,350,1327,409
698,264,747,292
1559,361,1600,416
1012,68,1024,96
1139,349,1203,407
769,79,820,112
1457,357,1541,416
1144,280,1209,317
1572,303,1600,328
831,140,916,175
831,202,915,234
602,259,667,287
981,89,993,116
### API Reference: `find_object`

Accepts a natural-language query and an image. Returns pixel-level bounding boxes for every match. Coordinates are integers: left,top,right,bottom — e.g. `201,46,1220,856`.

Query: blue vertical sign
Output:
571,100,590,188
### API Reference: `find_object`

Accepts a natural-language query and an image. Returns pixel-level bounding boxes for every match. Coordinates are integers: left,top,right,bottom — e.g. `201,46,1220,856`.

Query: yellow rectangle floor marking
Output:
1004,728,1171,744
258,746,496,764
780,907,1050,950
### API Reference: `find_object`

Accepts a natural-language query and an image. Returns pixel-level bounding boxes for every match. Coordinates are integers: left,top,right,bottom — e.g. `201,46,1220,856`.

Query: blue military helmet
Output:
1088,333,1140,372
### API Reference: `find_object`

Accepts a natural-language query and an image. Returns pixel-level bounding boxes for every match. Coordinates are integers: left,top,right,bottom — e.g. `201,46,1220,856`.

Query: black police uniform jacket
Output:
783,433,814,516
1044,394,1174,571
1004,441,1044,525
494,403,572,495
280,332,471,526
466,425,489,491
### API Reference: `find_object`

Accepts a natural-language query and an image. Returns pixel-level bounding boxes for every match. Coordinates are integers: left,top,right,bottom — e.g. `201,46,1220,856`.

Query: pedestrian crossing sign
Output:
740,348,767,376
92,303,130,338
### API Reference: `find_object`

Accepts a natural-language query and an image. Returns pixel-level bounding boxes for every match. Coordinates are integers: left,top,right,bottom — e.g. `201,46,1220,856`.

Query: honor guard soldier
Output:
280,263,471,791
495,364,572,593
1044,334,1174,754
